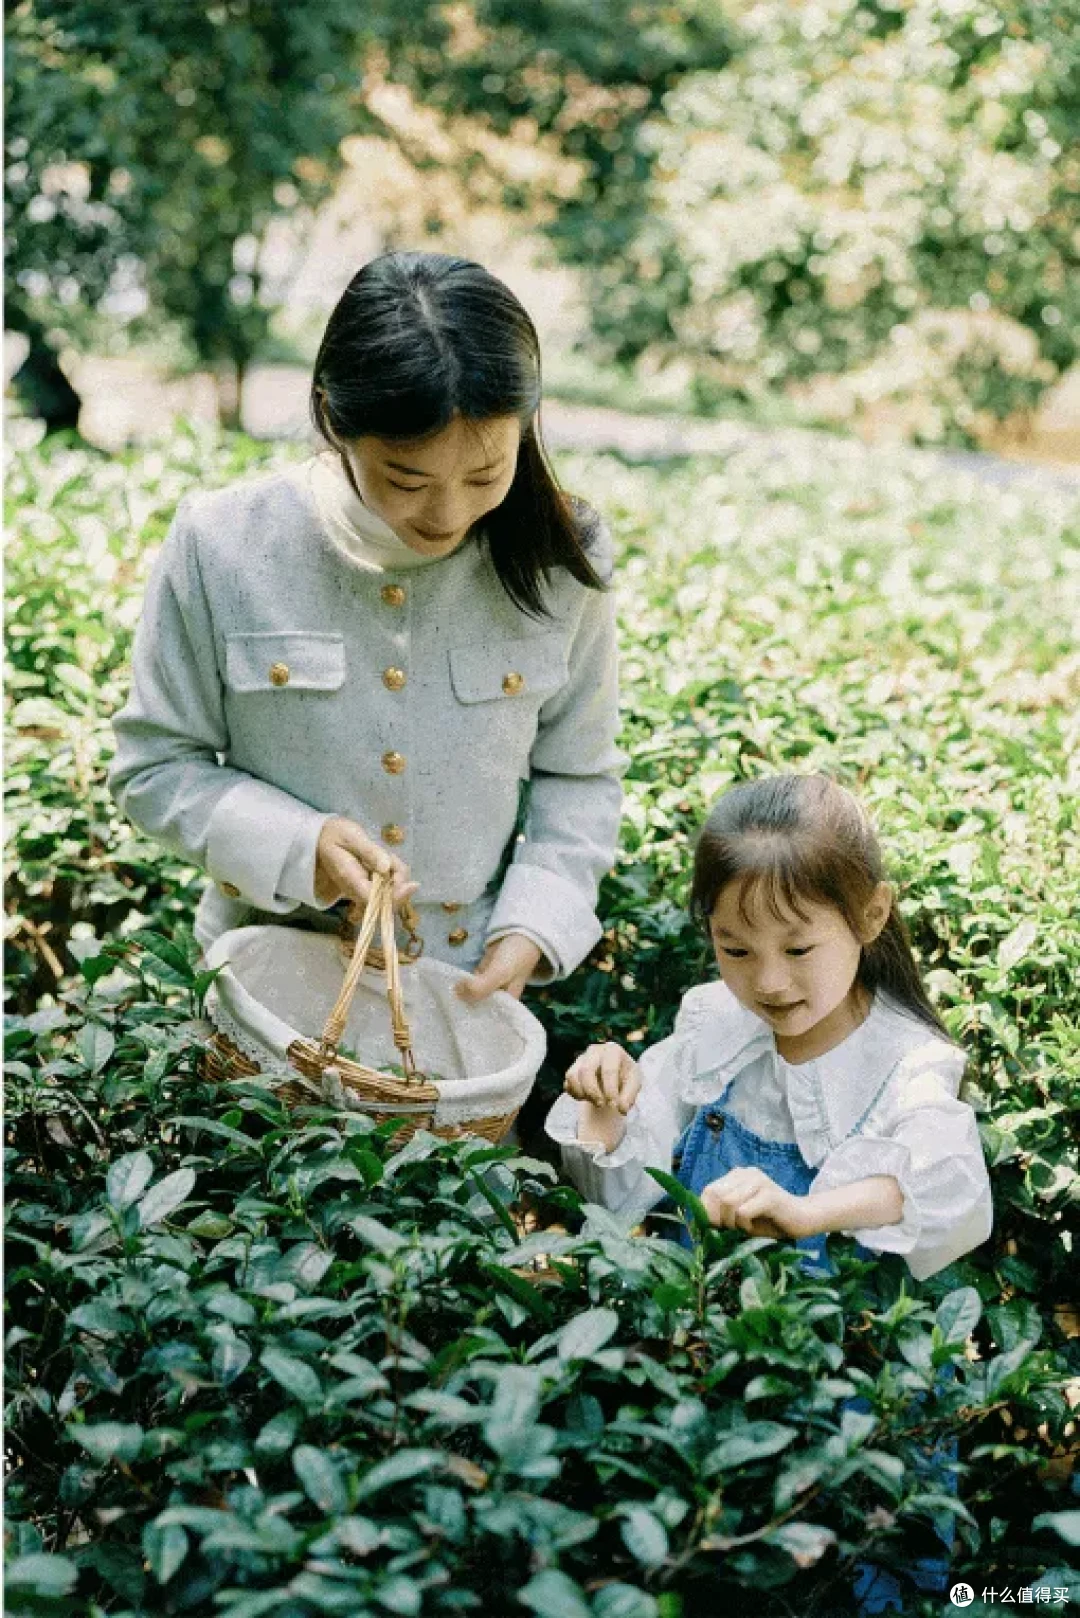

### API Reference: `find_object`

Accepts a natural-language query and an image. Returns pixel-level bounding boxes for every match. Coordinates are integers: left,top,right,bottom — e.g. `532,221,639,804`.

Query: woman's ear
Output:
858,882,893,945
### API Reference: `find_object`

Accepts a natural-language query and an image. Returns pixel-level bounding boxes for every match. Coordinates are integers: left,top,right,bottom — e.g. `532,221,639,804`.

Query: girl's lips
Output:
760,1000,804,1016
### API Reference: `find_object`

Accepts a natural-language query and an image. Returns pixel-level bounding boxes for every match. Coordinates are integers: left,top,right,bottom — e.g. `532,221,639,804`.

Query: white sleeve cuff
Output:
276,809,336,909
205,779,333,914
485,862,602,980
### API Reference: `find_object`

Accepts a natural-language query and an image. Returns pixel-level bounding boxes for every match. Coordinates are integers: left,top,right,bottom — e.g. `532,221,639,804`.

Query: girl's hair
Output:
689,774,948,1037
310,251,607,617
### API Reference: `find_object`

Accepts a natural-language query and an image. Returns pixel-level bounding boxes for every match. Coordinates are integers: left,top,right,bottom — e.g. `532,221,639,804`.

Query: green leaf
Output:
5,1553,78,1597
78,1022,115,1074
519,1569,593,1618
705,1421,797,1473
350,1214,409,1253
71,1421,144,1465
768,1521,836,1567
619,1504,669,1569
935,1286,981,1344
354,1448,444,1498
644,1166,712,1239
1033,1511,1080,1548
142,1520,189,1584
259,1347,323,1409
594,1587,660,1618
556,1306,620,1362
106,1150,155,1210
211,1333,252,1386
293,1444,349,1514
137,1168,197,1228
68,1301,131,1339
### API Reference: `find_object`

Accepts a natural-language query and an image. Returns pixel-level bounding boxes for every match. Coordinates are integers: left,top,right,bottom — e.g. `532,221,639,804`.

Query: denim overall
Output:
666,1096,955,1615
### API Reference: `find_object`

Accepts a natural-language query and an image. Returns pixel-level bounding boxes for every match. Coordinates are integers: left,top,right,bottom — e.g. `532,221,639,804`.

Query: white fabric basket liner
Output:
204,926,547,1126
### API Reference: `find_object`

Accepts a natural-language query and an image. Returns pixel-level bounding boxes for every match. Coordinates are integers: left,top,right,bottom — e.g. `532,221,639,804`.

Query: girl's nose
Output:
753,961,790,997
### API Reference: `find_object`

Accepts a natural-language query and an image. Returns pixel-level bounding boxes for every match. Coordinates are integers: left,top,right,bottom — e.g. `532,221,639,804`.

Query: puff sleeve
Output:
809,1045,993,1280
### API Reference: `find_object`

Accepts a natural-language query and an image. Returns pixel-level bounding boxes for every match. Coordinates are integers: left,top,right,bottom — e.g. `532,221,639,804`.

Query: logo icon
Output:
950,1587,976,1609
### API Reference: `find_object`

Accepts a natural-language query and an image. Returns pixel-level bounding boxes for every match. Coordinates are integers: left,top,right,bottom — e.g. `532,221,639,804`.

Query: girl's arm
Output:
806,1046,993,1278
546,999,706,1217
484,516,625,982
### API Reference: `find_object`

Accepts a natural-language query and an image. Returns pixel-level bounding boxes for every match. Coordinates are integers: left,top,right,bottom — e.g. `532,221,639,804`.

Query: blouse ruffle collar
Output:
679,982,962,1168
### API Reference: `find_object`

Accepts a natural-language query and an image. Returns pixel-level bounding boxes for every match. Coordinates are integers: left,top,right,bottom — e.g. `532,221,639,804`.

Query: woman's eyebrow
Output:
382,457,504,477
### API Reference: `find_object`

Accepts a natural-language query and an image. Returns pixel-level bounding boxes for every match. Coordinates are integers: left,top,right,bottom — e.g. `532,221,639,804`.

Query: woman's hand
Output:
457,934,543,1003
314,817,419,914
700,1167,811,1240
562,1041,642,1153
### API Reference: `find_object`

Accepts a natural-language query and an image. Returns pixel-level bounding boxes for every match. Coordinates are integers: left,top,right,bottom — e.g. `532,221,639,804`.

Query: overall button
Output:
219,882,242,898
382,751,406,775
705,1111,725,1135
382,667,406,691
268,662,290,687
448,928,469,946
381,584,406,608
382,824,405,845
502,671,525,695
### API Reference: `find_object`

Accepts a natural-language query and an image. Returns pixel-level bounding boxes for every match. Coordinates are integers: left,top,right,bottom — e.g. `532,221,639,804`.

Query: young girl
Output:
548,773,993,1612
548,772,992,1281
111,252,623,1000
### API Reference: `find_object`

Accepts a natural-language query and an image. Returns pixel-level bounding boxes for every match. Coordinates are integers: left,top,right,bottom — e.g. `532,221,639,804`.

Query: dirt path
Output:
52,355,1080,492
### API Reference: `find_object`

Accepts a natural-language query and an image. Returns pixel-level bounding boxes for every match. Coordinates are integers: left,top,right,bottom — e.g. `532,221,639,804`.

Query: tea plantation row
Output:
5,426,1078,1614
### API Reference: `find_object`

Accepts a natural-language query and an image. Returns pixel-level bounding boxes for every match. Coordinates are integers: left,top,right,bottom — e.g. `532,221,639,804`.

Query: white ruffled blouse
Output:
546,981,993,1280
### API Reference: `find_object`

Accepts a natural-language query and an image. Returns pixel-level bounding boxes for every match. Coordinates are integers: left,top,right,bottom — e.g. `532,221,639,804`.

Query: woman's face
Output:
343,414,522,557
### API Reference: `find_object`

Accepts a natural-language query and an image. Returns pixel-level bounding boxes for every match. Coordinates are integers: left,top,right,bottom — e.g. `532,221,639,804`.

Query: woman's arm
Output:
110,503,333,913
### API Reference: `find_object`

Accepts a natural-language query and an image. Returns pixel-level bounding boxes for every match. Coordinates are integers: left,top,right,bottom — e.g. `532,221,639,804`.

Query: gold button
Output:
448,927,469,946
268,662,290,687
502,671,525,695
219,882,241,898
383,824,405,846
382,751,406,775
382,667,406,691
441,901,462,913
381,584,406,607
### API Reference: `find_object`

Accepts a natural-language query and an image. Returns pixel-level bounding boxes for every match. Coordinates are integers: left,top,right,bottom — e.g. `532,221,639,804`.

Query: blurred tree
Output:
6,0,730,431
584,0,1080,443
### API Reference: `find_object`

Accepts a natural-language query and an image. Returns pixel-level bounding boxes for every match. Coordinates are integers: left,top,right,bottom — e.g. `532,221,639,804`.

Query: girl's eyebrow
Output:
383,457,503,477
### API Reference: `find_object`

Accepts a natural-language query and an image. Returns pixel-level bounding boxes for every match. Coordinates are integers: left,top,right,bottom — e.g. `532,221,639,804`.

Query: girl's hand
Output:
565,1042,642,1114
701,1167,811,1240
457,934,543,1003
564,1042,642,1154
314,817,419,913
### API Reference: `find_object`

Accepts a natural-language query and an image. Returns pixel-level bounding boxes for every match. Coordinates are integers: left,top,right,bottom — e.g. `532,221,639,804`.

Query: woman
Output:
110,252,624,1001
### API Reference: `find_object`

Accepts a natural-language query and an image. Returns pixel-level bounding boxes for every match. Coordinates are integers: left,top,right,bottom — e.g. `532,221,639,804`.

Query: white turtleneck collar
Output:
302,452,466,573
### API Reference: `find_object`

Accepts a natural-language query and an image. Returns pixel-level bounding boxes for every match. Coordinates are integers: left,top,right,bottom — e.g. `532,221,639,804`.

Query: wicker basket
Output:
201,871,546,1142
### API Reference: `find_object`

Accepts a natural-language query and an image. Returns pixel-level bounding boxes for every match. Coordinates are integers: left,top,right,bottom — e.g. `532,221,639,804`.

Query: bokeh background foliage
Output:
6,0,1079,444
5,430,1079,1613
6,0,1080,1611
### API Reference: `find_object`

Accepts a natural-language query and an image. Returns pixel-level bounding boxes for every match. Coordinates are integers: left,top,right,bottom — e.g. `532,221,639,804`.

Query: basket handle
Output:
317,870,422,1081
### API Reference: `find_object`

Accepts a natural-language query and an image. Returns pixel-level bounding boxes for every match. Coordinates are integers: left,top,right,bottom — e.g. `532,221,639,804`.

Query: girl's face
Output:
709,877,891,1060
342,414,521,557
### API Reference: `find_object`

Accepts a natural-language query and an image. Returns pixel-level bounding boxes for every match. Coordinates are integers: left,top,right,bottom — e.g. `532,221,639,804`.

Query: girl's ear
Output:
858,882,893,945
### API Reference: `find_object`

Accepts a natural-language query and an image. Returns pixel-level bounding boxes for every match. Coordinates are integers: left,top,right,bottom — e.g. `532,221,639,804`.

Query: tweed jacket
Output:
109,462,625,977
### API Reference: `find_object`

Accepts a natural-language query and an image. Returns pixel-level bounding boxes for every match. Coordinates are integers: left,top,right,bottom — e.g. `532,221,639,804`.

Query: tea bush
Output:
5,428,1079,1612
4,939,1076,1615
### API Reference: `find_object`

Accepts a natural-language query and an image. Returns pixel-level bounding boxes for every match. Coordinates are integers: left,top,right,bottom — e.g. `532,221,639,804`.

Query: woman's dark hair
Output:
310,251,606,617
689,774,949,1037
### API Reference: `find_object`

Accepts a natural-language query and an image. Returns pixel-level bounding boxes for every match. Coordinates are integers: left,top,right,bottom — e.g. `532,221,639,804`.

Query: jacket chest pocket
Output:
448,635,568,707
224,632,345,694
